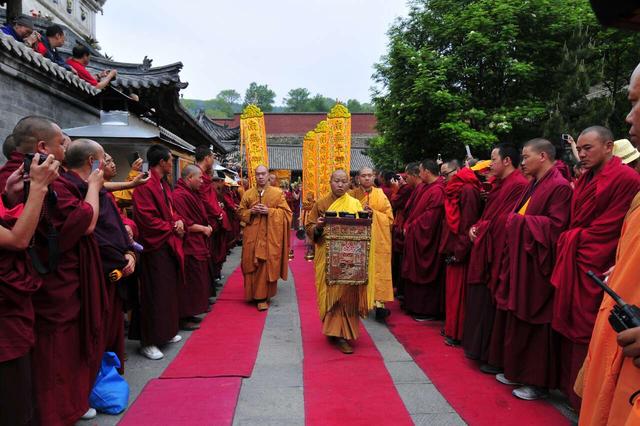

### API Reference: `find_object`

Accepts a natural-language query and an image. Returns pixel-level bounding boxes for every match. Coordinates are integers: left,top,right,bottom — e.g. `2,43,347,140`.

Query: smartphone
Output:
141,162,149,177
133,151,140,161
562,134,570,141
91,160,101,172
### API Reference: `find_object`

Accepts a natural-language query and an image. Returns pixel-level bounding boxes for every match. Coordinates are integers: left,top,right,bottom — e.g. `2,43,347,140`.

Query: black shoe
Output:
444,336,461,347
412,315,434,322
179,321,201,331
375,307,391,322
480,363,503,375
187,316,203,323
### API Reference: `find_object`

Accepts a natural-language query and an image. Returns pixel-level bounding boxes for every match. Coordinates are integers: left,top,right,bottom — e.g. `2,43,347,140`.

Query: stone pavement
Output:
84,246,577,425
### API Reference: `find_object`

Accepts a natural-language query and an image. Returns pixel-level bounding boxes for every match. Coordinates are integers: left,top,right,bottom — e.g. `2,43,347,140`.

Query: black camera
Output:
587,271,640,332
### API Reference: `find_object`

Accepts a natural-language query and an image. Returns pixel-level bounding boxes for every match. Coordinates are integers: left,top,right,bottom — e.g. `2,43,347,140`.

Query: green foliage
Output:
284,88,312,112
372,0,640,168
244,82,277,112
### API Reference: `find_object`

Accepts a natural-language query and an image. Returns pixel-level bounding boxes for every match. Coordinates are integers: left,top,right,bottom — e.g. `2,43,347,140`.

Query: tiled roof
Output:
0,32,99,95
196,112,240,143
86,57,187,92
140,117,196,153
266,145,374,172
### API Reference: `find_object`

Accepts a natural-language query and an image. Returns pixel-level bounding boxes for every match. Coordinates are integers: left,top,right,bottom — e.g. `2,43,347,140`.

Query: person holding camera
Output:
66,45,118,90
0,153,59,426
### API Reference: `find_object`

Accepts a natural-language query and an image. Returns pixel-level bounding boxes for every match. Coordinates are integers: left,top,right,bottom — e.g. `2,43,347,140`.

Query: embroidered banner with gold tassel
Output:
240,104,269,188
302,130,317,202
327,103,352,176
315,120,330,197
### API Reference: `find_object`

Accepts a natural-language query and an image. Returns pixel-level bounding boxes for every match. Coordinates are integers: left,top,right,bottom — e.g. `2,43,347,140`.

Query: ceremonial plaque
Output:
324,216,372,286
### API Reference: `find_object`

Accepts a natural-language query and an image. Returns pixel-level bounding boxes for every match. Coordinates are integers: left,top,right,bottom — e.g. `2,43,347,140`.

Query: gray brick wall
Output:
0,72,100,163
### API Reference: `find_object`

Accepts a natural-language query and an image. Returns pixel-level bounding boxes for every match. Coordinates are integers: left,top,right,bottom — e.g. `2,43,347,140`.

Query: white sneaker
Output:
168,334,182,344
496,373,522,386
140,345,164,360
80,408,97,420
513,385,549,400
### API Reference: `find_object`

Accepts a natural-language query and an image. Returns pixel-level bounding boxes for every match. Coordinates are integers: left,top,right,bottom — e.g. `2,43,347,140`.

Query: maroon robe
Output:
0,151,24,195
66,171,132,370
0,205,41,426
401,178,446,316
551,156,640,407
440,171,481,340
463,170,527,362
31,172,108,426
498,167,572,388
223,188,240,245
173,179,211,317
198,169,228,280
132,169,184,346
391,183,415,295
554,159,572,182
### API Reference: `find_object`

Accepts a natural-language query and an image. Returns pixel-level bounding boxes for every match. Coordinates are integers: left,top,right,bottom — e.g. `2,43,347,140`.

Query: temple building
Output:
202,112,376,179
0,1,230,180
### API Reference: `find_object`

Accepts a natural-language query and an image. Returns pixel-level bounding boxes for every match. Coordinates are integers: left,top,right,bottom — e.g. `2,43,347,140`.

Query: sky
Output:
97,0,409,104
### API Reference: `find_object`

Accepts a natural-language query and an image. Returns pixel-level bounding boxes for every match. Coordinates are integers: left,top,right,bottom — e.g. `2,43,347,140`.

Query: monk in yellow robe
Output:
112,156,143,207
306,170,368,354
349,167,394,321
237,165,292,311
576,193,640,425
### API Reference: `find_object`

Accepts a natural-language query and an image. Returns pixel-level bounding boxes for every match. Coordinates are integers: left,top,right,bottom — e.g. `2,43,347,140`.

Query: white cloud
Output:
97,0,408,103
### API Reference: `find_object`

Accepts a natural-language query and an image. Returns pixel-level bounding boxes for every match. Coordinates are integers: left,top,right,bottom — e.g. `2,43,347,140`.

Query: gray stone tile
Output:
234,384,304,420
396,383,456,415
245,363,303,388
372,338,415,362
412,412,467,426
386,360,431,384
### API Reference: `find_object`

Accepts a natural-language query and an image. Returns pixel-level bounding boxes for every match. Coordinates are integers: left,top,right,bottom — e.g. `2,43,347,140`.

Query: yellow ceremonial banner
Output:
315,120,331,197
327,103,352,176
302,130,318,201
240,104,269,188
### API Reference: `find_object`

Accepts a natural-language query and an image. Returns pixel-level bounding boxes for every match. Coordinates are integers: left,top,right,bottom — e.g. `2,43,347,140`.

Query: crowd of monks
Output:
0,123,243,425
5,68,640,426
291,64,640,425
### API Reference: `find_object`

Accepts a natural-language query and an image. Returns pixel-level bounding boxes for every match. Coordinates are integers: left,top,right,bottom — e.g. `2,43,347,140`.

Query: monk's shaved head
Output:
523,138,556,162
65,138,104,169
181,164,201,179
255,165,269,187
331,169,348,180
12,115,58,153
358,167,373,176
3,134,16,159
579,126,614,144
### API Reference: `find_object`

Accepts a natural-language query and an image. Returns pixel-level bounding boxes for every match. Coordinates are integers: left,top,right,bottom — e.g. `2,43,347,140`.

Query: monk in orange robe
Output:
439,161,481,346
551,126,640,410
237,165,292,311
349,167,394,321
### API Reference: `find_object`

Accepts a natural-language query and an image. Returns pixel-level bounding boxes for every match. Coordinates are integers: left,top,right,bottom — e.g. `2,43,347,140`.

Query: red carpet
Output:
162,266,267,378
386,301,570,425
118,377,241,426
289,238,413,426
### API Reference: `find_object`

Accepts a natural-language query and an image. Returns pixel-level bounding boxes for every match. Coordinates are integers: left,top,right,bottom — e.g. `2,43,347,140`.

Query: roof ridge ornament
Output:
139,55,153,71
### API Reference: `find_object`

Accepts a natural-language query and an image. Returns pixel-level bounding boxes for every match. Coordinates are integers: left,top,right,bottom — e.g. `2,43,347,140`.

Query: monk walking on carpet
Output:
238,165,291,311
306,169,368,354
349,167,394,322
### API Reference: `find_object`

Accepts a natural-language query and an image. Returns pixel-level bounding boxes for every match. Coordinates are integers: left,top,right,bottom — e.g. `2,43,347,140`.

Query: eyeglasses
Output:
440,169,456,177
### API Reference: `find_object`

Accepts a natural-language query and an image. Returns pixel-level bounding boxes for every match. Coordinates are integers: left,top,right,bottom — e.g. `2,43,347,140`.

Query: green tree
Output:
244,82,277,112
308,94,334,112
372,0,640,168
284,88,312,112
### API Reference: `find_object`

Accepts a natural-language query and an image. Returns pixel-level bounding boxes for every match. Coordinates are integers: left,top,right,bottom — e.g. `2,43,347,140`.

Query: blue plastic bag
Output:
89,352,130,414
